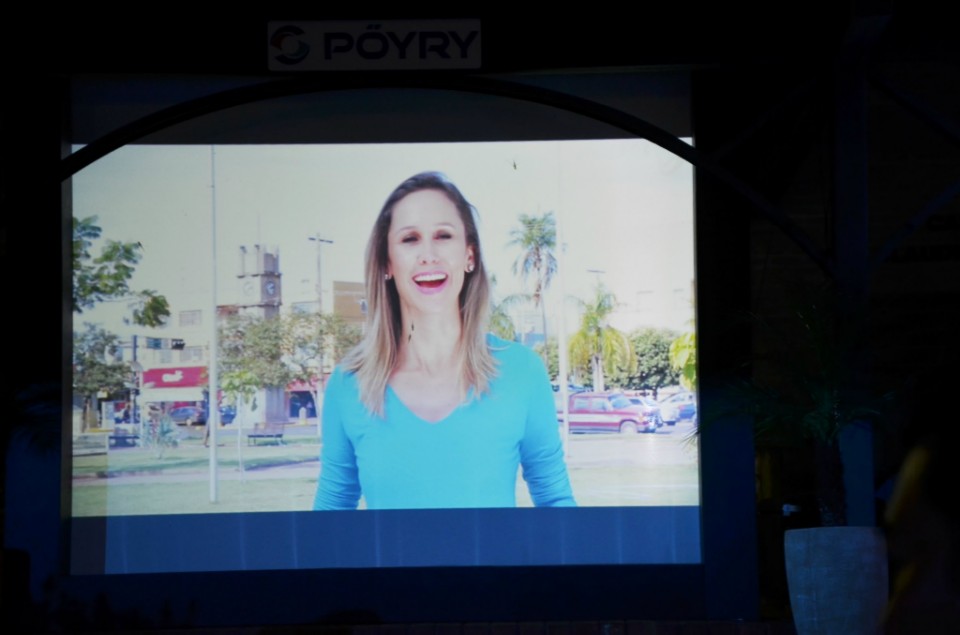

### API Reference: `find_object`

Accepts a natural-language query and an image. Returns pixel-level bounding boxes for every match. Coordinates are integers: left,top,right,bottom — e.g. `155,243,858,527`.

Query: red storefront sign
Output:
142,366,207,388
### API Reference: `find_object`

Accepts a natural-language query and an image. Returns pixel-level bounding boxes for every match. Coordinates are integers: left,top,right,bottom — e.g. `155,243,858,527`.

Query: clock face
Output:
265,280,277,296
242,280,255,296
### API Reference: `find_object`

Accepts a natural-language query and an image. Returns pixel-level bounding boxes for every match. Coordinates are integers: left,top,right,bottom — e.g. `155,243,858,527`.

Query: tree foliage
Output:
508,212,557,358
282,312,361,383
669,331,697,390
534,337,560,382
73,323,130,429
611,328,680,396
72,216,170,327
218,314,290,388
568,286,632,392
220,368,260,416
219,312,362,404
73,323,129,401
488,275,526,342
508,212,558,307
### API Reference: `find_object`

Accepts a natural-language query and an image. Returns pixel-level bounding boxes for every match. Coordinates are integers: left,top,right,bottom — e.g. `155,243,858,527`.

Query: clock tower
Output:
238,244,282,318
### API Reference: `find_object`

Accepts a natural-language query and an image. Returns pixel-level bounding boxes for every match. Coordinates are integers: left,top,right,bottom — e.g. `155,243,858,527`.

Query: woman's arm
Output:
313,369,362,510
520,352,577,507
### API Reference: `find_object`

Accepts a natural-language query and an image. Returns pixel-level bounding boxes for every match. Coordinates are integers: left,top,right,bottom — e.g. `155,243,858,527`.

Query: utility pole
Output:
309,234,333,436
309,234,334,314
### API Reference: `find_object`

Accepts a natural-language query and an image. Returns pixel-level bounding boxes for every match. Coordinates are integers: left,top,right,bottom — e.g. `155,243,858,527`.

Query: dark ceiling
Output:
30,4,947,75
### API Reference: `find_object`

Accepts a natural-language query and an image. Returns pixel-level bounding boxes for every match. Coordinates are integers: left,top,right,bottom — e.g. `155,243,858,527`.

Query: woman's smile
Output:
412,271,449,293
387,189,474,312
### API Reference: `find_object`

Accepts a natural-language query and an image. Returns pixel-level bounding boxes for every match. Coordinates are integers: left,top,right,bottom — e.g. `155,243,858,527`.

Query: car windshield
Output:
609,395,632,409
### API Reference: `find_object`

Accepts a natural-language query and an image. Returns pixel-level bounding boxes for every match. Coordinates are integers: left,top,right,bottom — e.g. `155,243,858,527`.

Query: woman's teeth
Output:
414,273,447,287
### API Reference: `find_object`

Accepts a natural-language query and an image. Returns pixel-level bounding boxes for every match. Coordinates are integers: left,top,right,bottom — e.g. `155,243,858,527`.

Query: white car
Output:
658,391,698,425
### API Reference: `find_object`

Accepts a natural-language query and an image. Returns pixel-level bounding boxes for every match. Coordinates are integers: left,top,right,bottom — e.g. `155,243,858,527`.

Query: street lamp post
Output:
129,334,144,443
309,234,333,437
309,234,334,314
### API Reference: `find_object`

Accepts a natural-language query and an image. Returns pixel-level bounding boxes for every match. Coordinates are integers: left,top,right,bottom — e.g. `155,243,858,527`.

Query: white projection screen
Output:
65,73,701,575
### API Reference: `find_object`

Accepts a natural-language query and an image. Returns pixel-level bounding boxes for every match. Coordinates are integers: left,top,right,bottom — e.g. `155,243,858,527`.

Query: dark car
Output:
658,391,698,425
558,391,659,434
200,403,237,424
168,406,206,426
219,405,237,424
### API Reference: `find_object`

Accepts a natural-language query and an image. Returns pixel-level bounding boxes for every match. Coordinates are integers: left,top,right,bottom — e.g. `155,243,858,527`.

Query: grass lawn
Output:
72,435,700,515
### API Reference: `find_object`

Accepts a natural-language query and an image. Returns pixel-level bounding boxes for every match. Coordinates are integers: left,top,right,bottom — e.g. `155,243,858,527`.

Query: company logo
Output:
161,370,184,384
268,20,481,71
269,25,311,66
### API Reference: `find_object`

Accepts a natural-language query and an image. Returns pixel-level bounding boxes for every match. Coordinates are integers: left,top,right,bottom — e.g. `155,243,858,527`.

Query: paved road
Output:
563,418,699,465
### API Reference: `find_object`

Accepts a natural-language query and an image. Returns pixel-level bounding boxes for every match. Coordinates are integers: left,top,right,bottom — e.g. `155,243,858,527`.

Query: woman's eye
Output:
436,232,452,240
401,234,419,244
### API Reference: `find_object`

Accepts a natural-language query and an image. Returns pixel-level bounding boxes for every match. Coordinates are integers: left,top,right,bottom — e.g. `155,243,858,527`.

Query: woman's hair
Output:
343,172,497,416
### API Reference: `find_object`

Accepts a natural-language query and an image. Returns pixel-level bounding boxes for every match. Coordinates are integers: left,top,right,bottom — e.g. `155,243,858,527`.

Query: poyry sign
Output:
268,20,481,71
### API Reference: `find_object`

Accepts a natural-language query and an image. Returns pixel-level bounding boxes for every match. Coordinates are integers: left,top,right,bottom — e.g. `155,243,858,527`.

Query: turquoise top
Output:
313,336,576,510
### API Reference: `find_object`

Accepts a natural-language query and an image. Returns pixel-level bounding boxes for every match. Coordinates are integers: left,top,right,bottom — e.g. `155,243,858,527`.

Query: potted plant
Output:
712,283,894,634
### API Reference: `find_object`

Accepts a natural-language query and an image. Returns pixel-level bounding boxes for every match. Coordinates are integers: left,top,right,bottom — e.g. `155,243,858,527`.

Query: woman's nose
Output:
418,246,440,264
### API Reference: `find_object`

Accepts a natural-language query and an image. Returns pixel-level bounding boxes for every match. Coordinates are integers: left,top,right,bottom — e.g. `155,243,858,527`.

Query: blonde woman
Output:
313,172,575,510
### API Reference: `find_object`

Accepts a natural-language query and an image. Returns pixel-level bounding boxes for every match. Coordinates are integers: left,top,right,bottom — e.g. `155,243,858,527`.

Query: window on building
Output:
180,346,204,363
180,310,201,327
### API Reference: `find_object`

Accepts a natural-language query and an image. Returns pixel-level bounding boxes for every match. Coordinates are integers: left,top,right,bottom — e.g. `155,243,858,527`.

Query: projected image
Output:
70,139,698,517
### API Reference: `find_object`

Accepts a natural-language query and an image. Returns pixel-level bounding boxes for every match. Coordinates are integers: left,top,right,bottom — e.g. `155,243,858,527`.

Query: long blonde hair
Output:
343,172,497,416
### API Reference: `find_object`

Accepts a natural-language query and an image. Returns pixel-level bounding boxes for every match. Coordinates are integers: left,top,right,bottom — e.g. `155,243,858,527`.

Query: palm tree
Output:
488,274,530,342
508,212,558,350
568,285,632,392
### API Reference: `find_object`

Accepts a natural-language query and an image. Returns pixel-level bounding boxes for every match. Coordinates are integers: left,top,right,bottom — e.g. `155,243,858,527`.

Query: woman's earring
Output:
466,263,475,273
385,273,392,280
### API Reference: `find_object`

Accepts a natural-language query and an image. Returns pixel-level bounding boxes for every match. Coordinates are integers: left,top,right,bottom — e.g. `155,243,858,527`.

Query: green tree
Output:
73,216,170,327
613,328,680,397
670,331,697,390
220,368,260,472
568,286,632,392
219,314,290,389
508,212,558,355
488,274,525,342
534,337,560,382
282,312,362,414
221,369,260,416
73,323,130,430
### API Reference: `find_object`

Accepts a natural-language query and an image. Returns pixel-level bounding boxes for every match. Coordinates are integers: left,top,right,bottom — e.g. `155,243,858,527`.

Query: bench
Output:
247,424,285,446
109,434,140,448
73,433,109,456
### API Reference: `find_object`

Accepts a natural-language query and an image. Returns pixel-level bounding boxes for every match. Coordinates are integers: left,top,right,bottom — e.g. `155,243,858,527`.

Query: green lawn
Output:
72,436,700,516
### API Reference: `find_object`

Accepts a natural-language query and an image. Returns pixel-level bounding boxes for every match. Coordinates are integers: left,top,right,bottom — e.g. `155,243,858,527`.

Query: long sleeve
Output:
313,368,362,510
520,352,577,507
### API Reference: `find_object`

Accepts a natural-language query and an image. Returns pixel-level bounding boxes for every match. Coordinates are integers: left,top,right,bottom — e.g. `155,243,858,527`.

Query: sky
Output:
72,139,695,341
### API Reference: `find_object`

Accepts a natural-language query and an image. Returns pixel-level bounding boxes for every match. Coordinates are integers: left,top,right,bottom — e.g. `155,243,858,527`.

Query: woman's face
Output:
386,189,475,318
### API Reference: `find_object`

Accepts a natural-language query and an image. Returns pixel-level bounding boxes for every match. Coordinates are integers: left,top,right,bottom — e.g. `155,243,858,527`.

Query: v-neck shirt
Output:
313,336,576,510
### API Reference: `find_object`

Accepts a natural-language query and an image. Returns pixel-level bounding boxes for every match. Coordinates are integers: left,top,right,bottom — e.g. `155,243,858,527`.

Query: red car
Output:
557,391,659,434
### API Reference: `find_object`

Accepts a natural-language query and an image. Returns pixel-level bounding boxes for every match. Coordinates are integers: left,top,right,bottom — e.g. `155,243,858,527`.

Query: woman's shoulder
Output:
486,333,544,370
326,364,361,393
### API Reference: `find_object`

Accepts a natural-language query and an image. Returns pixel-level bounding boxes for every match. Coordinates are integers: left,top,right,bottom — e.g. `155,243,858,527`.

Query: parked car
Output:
658,391,698,425
558,391,659,434
219,405,237,424
628,396,664,428
168,406,206,426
